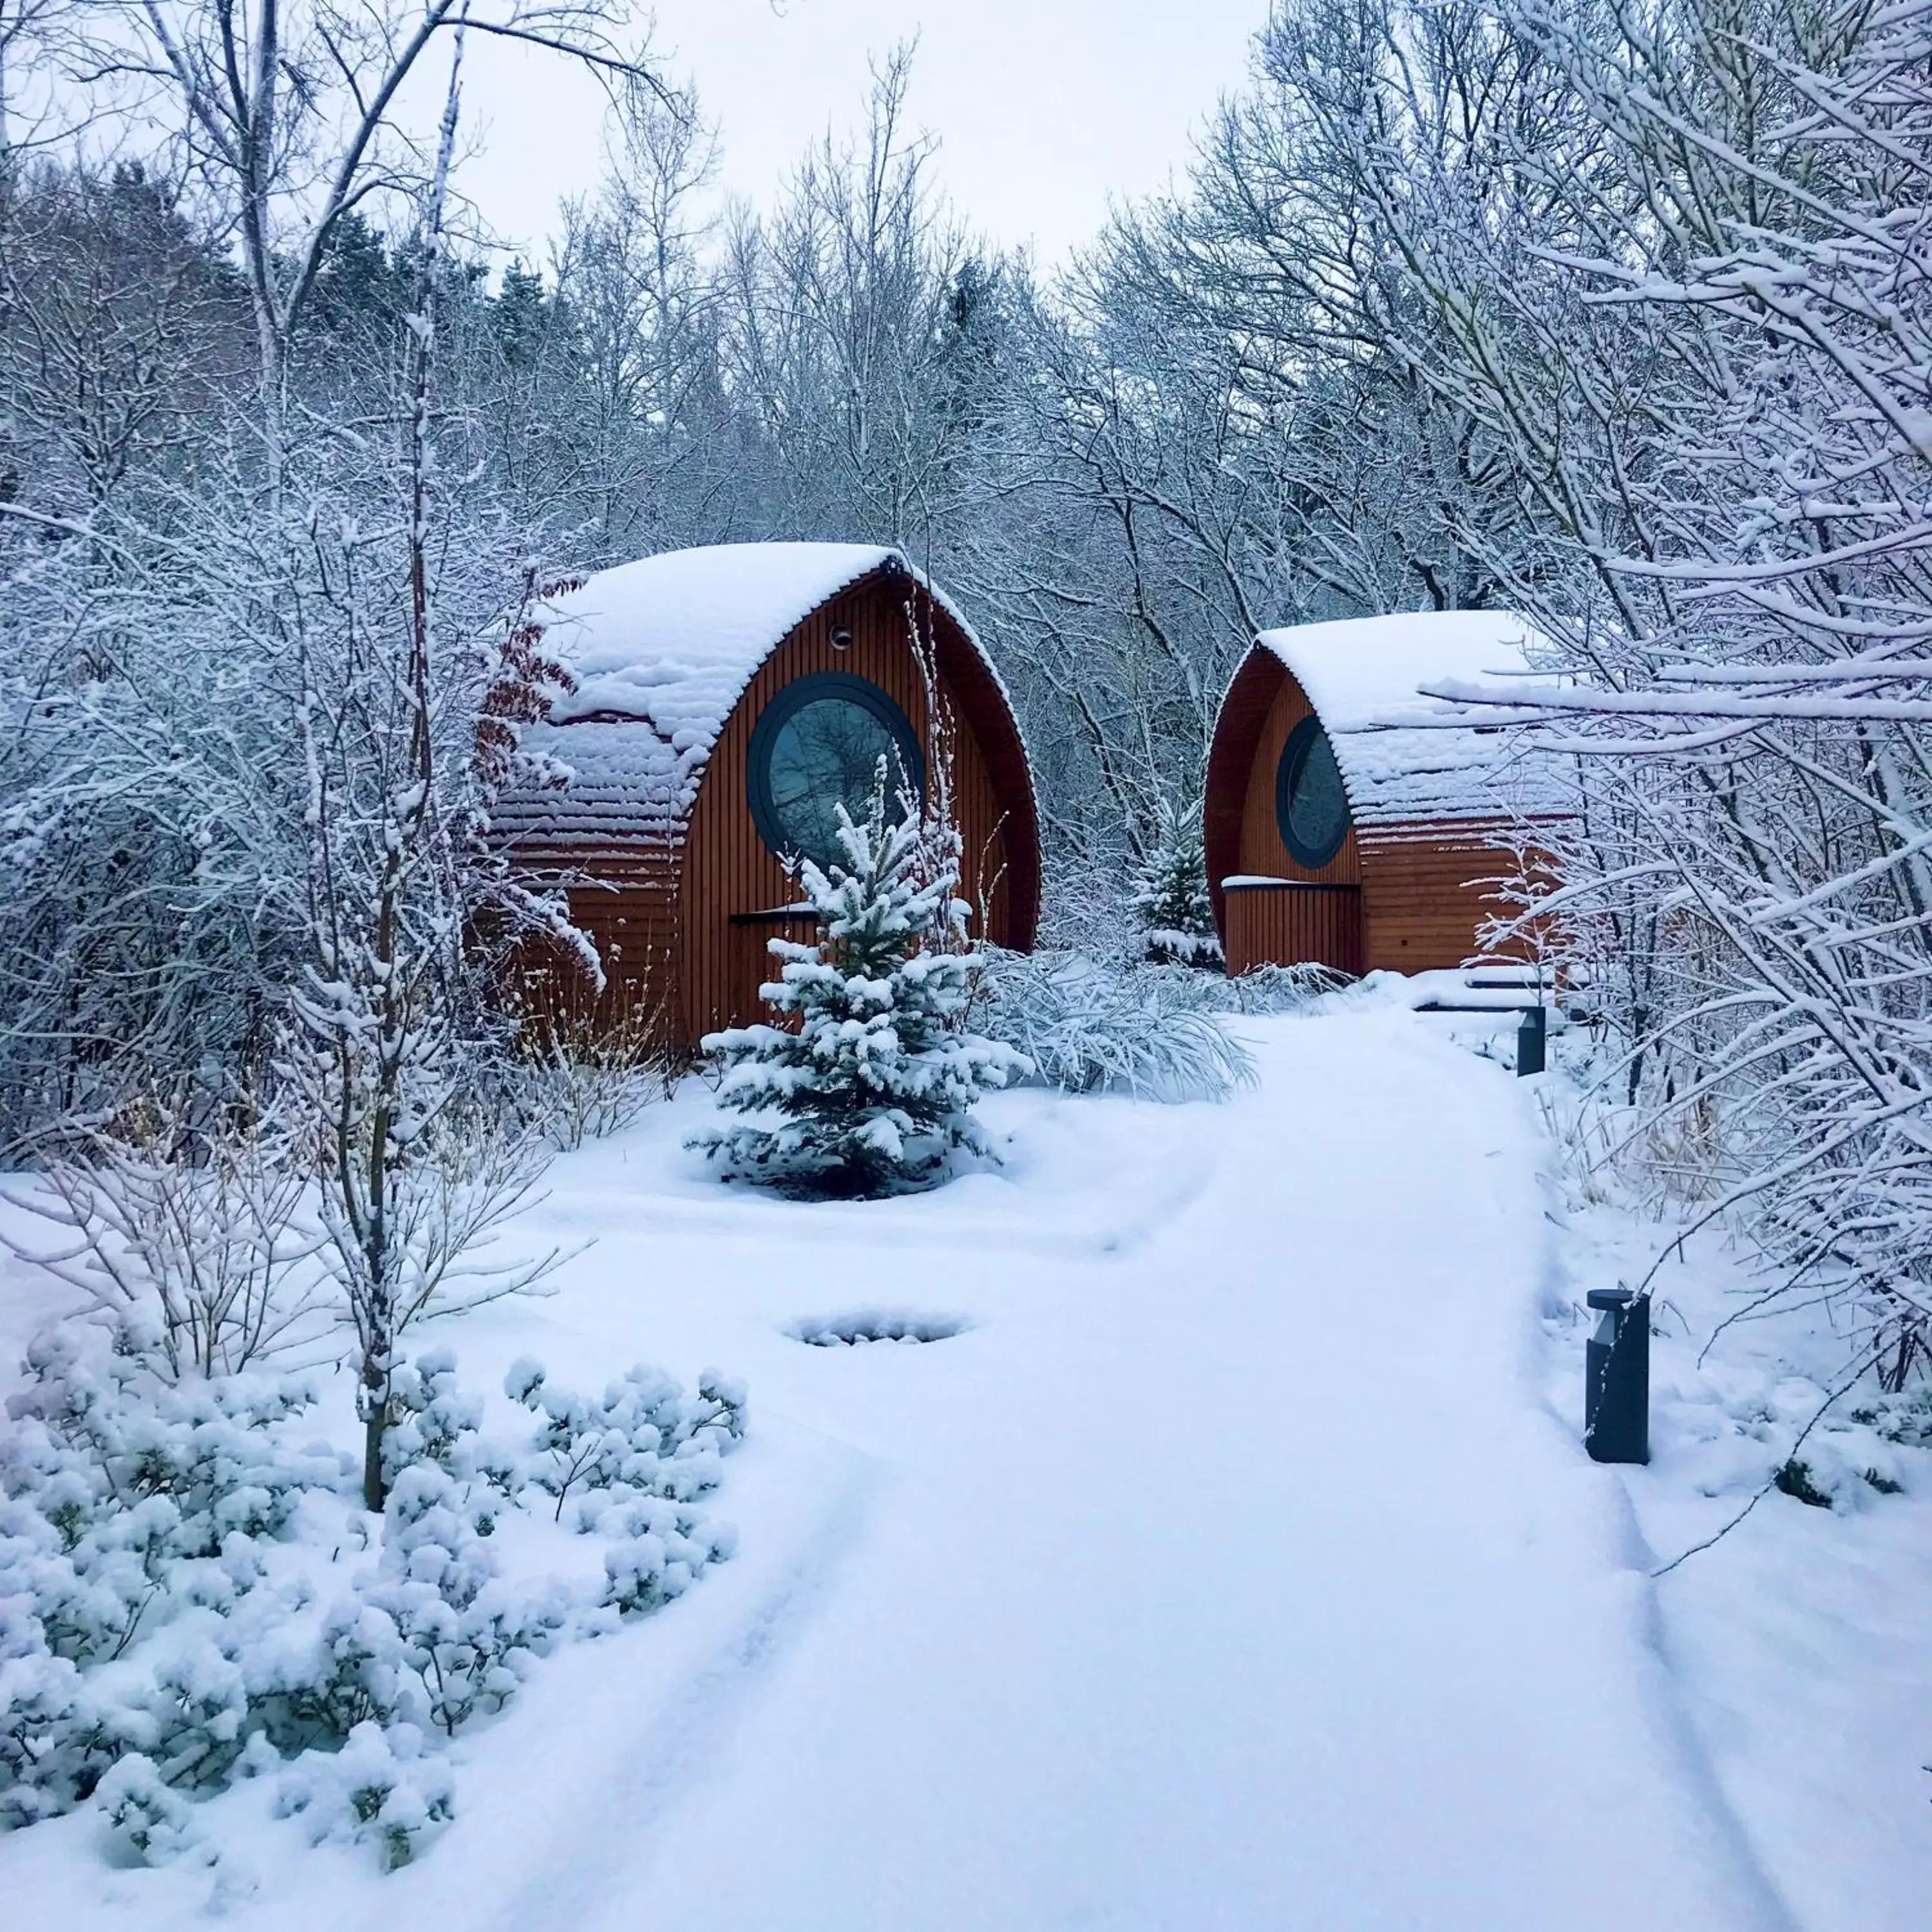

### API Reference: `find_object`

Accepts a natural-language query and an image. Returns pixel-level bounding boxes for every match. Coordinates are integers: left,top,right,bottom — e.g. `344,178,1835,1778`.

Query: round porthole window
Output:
1274,716,1350,869
748,672,925,873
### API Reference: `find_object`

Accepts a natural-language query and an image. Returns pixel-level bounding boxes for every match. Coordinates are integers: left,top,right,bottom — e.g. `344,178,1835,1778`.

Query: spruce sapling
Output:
690,764,1028,1197
1129,793,1220,967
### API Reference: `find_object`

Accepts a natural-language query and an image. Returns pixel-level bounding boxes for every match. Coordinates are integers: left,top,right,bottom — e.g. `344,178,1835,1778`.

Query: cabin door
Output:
724,907,820,1035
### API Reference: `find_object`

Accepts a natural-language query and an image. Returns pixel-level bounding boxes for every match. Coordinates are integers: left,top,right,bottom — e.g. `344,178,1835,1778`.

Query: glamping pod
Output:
498,542,1039,1048
1203,611,1548,978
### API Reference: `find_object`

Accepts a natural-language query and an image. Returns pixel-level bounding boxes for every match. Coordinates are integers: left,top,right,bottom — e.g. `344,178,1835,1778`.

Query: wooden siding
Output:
1224,883,1362,976
1206,644,1535,977
1204,649,1284,942
1235,668,1363,889
1358,826,1523,972
677,571,1035,1044
510,846,681,1037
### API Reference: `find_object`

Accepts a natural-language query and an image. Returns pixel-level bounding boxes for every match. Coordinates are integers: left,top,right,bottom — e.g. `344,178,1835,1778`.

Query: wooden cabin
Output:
497,543,1040,1049
1203,612,1551,978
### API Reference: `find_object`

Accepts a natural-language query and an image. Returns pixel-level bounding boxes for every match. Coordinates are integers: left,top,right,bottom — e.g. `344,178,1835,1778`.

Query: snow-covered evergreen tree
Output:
690,768,1028,1198
1129,795,1220,967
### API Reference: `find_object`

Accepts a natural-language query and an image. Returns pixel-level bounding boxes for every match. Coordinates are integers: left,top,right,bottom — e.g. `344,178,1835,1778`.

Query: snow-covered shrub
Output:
511,1004,673,1153
382,1350,516,1495
269,1598,415,1750
276,1719,455,1870
691,773,1028,1197
971,950,1255,1101
1772,1459,1833,1509
507,1359,746,1519
1207,962,1349,1014
363,1463,573,1739
0,1330,744,1860
97,1752,206,1866
599,1500,737,1618
0,1331,350,1821
1848,1388,1932,1451
0,1657,88,1828
1,1331,338,1650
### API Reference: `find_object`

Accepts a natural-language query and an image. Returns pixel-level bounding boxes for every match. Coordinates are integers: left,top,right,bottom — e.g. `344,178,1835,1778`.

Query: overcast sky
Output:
457,1,1268,269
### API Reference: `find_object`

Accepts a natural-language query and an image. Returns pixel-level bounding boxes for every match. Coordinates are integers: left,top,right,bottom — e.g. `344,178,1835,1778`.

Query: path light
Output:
1516,1003,1547,1076
1584,1289,1650,1465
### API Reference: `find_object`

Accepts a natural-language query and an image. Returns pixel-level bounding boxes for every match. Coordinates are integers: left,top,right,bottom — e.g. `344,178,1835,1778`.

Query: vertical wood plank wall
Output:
1236,673,1364,888
1223,885,1363,976
516,848,682,1037
1358,828,1528,972
677,575,1028,1043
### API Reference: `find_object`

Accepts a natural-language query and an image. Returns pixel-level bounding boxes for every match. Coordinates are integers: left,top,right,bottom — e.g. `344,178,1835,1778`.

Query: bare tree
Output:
2,1099,327,1376
1331,0,1932,1383
55,0,661,459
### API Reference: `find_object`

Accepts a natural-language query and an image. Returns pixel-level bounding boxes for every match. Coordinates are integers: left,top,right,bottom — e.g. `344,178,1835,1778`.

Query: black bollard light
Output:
1584,1288,1650,1464
1516,1003,1547,1077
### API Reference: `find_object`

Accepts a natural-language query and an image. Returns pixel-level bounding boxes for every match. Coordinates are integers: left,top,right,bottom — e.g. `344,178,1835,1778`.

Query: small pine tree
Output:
690,768,1029,1198
1130,794,1220,967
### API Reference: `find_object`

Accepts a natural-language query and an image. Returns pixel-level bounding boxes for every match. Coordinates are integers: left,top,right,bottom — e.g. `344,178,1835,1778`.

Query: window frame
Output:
746,670,927,869
1273,714,1352,871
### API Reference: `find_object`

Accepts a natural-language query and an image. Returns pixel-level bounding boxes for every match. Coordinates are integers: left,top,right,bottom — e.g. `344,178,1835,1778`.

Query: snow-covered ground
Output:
1544,1193,1932,1932
3,1004,1924,1929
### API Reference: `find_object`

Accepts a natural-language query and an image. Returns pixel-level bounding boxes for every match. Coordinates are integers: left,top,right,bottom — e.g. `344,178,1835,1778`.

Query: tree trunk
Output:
362,1382,388,1512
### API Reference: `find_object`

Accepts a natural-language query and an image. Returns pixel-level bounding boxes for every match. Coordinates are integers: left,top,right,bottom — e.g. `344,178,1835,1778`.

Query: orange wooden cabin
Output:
497,544,1040,1049
1204,612,1553,979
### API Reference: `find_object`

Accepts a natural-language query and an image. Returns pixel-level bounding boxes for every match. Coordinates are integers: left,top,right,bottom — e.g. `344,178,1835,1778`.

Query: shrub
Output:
969,950,1256,1101
0,1330,744,1861
97,1752,205,1866
1773,1458,1833,1508
511,1003,672,1153
276,1719,455,1870
1,1106,328,1379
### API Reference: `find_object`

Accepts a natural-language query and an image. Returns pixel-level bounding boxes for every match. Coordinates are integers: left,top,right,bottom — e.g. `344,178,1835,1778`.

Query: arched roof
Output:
545,543,900,735
1251,611,1553,826
499,543,1032,857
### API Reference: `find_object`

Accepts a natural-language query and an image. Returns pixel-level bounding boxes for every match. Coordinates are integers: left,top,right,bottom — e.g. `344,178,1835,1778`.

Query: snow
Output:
497,544,1009,853
2,1001,1921,1930
545,544,898,730
1255,609,1563,826
1542,1201,1932,1932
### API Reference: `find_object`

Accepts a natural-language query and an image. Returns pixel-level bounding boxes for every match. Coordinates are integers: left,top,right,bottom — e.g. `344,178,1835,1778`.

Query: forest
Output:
3,0,1929,1405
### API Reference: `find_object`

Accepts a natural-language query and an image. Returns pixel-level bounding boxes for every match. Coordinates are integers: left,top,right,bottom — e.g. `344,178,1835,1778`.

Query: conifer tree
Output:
690,767,1028,1197
1130,795,1220,967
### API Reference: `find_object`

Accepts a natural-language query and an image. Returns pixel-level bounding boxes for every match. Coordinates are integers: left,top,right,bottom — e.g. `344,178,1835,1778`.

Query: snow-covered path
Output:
0,1009,1804,1929
446,1010,1792,1932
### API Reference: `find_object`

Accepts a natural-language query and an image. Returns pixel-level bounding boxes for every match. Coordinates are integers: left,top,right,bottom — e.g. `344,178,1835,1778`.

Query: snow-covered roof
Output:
545,543,898,732
500,543,975,851
1254,611,1558,829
